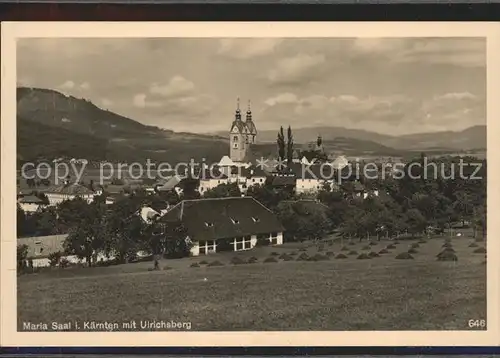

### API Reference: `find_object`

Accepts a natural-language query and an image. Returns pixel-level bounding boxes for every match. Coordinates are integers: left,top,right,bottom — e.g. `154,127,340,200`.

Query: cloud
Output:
133,93,162,108
435,92,477,100
261,91,484,134
101,98,113,107
59,80,75,90
268,53,326,85
264,93,299,106
149,76,195,98
217,38,283,59
80,82,90,90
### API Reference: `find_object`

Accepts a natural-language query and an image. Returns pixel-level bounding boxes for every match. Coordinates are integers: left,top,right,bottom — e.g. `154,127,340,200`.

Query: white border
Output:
1,21,499,347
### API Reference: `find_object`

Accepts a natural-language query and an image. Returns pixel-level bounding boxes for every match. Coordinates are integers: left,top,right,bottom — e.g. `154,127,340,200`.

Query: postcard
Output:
1,21,499,347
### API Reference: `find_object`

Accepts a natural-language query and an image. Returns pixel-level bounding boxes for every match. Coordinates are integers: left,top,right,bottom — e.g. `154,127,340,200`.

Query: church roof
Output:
230,120,248,133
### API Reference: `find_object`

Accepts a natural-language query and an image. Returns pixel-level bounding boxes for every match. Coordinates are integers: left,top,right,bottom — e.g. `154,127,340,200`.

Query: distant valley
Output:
17,87,486,166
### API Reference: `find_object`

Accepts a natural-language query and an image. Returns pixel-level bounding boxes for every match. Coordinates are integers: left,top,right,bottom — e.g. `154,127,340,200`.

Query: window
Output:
205,222,214,227
271,232,278,237
252,178,255,182
233,143,238,149
234,236,252,251
230,218,240,224
233,136,238,142
251,216,260,222
198,240,216,255
270,233,279,245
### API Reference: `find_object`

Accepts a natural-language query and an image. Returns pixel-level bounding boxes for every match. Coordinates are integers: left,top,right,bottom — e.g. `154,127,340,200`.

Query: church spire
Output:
235,97,241,121
246,99,252,121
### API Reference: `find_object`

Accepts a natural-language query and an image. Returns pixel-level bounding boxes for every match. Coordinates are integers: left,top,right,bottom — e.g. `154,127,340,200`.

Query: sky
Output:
17,37,486,135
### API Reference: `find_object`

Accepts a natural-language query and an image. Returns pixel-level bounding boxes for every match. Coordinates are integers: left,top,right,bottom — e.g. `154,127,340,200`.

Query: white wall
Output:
19,202,41,213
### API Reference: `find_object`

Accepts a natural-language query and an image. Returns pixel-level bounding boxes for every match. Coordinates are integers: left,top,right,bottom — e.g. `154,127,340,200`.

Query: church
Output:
229,98,257,163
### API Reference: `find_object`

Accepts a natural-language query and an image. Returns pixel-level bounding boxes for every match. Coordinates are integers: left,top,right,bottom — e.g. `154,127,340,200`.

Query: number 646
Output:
468,319,486,328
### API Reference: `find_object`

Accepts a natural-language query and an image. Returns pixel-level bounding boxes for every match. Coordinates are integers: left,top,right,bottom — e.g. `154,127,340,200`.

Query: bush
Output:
418,239,427,244
326,251,335,257
408,248,418,254
308,254,329,261
59,257,69,268
281,254,294,261
442,243,453,248
473,247,487,254
348,241,355,246
290,251,298,256
162,266,173,270
394,240,400,245
299,248,307,252
247,256,259,264
270,252,280,256
297,253,309,261
386,244,396,249
362,245,371,250
199,260,209,265
263,257,278,263
369,242,377,246
468,242,478,248
207,260,224,267
411,243,420,249
378,248,389,254
335,253,348,259
357,253,371,260
368,251,380,258
340,246,349,251
230,257,246,265
348,250,358,256
190,263,200,268
395,252,414,260
47,252,62,267
437,252,458,261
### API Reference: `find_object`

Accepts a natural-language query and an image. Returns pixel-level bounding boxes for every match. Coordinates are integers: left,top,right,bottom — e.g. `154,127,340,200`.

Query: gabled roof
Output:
18,195,44,204
219,155,235,167
157,175,184,191
43,183,95,196
17,234,68,259
272,176,296,186
160,197,284,240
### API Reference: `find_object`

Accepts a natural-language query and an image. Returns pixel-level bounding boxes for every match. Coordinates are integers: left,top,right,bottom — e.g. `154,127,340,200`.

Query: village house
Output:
42,182,102,206
197,168,229,195
17,234,117,268
158,197,285,256
17,195,46,213
156,174,188,196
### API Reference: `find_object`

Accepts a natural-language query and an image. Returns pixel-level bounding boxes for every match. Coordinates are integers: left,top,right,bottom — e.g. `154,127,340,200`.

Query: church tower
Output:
229,98,257,162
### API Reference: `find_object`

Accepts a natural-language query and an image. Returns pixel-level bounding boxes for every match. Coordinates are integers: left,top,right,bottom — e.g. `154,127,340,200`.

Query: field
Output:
17,234,487,331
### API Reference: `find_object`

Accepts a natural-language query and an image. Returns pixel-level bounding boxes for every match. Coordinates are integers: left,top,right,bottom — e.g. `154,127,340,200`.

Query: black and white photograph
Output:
1,22,498,346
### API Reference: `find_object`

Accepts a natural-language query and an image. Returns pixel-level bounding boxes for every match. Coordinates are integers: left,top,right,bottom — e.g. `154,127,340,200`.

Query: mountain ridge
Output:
16,87,486,164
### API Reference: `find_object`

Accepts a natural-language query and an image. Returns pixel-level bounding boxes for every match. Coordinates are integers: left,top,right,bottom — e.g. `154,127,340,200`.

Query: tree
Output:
17,244,28,271
286,126,294,164
17,204,26,237
405,208,427,237
63,200,107,267
48,251,62,267
104,198,145,263
277,126,286,164
203,182,241,198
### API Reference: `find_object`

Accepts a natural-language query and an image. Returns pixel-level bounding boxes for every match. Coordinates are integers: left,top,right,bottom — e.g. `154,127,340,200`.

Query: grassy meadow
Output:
17,234,487,331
